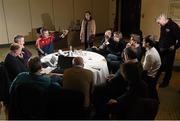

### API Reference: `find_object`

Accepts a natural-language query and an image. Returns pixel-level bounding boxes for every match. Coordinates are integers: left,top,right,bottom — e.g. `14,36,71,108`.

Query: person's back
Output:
9,56,61,119
4,43,27,83
63,57,93,108
9,56,60,94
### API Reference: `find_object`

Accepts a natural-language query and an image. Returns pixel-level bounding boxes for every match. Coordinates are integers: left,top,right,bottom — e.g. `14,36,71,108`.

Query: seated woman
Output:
4,43,28,86
36,28,68,57
107,62,148,119
14,35,32,67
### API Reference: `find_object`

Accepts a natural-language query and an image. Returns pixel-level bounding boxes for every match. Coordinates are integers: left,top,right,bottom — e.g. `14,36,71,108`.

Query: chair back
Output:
8,83,48,120
47,87,84,119
0,62,10,105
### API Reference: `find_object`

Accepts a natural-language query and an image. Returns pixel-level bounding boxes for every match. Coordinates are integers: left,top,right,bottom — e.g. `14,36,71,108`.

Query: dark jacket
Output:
107,39,126,56
159,18,180,50
0,62,10,105
22,48,32,66
4,53,28,82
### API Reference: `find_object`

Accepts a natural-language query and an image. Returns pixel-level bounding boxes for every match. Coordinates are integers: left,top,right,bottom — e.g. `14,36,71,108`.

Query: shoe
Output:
159,83,168,88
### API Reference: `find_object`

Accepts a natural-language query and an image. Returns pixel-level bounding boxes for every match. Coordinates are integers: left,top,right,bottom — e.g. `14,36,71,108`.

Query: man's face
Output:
130,37,136,45
113,34,120,42
15,47,22,56
42,31,49,38
18,37,25,46
142,40,148,48
156,17,166,26
104,31,111,39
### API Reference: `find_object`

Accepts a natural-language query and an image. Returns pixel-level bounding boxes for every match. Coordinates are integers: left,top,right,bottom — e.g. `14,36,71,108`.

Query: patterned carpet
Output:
0,43,180,120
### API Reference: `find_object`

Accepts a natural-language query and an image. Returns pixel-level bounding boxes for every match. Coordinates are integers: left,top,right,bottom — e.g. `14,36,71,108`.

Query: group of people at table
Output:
2,13,180,119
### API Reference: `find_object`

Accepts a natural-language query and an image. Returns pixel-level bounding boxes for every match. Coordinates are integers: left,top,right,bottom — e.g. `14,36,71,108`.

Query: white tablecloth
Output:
41,51,109,85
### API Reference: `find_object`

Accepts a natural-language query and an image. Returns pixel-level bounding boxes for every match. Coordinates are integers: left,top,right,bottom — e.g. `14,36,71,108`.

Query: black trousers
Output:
144,75,159,102
159,49,176,85
85,39,93,50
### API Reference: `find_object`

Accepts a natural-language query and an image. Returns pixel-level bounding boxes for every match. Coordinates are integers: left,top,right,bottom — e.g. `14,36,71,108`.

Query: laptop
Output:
51,55,74,74
57,55,74,70
41,55,57,68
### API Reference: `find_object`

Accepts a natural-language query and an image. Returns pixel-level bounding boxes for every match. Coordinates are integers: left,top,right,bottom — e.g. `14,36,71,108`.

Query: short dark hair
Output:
121,62,143,84
28,56,42,73
130,34,140,43
41,28,48,34
124,47,137,60
14,35,24,43
10,43,20,51
36,27,43,34
144,35,155,47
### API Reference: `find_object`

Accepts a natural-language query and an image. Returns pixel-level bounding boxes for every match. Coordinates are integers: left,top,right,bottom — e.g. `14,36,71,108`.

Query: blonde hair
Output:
156,13,168,22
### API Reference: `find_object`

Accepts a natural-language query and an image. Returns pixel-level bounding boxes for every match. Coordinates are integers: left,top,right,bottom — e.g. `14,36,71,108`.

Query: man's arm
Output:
172,22,180,49
35,39,46,56
59,30,69,38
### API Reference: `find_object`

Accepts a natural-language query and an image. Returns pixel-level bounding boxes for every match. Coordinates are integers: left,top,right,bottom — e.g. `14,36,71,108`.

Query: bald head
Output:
72,57,84,67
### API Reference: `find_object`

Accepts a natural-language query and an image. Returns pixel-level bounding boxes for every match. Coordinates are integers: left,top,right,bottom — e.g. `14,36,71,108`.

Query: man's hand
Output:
106,74,115,82
107,99,118,105
169,45,175,50
92,46,97,49
60,30,69,38
18,52,24,59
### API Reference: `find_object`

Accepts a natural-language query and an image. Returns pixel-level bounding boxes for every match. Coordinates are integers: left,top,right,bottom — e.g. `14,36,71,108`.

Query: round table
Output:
41,50,109,85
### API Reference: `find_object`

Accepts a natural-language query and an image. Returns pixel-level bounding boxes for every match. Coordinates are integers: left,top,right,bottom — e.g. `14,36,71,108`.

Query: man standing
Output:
156,14,180,87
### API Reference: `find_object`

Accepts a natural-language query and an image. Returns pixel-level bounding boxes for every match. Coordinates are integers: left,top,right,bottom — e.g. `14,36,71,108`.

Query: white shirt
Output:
143,47,161,77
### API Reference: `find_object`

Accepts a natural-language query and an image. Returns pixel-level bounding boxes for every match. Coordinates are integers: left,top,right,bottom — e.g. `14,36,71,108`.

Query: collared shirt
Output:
143,47,161,77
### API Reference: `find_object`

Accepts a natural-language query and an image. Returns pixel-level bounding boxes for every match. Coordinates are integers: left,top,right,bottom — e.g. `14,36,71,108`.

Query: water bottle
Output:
69,45,73,56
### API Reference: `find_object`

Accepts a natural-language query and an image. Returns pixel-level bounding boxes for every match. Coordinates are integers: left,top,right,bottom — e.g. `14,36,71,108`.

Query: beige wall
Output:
140,0,169,38
3,0,32,43
92,0,110,33
0,0,174,44
0,0,112,44
0,0,8,44
29,0,55,40
53,0,74,31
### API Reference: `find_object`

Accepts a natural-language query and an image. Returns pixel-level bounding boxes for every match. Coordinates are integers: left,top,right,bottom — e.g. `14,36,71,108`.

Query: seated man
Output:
4,43,28,85
36,28,68,57
86,30,112,57
106,32,126,73
10,56,61,93
14,35,32,67
63,57,94,108
92,47,139,119
107,62,148,120
126,34,142,61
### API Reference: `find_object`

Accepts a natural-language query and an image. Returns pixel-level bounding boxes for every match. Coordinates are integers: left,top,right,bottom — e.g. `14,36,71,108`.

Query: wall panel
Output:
141,0,169,37
92,0,109,33
29,0,54,39
3,0,32,43
53,0,74,30
0,0,8,44
74,0,92,22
